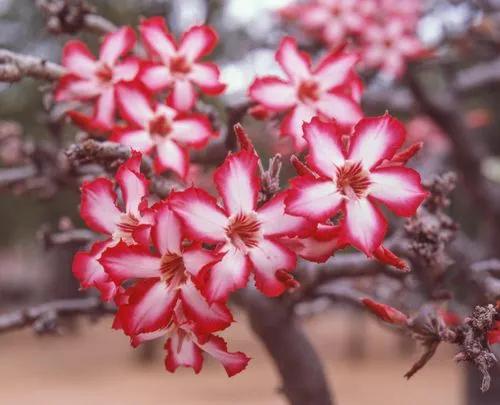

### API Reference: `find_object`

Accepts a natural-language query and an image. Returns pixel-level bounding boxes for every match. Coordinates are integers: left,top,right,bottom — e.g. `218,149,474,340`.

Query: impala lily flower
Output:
249,37,362,150
139,17,225,111
293,0,373,45
131,308,249,377
55,27,138,132
361,18,425,78
170,150,313,302
112,83,214,178
73,153,153,300
99,202,231,336
285,115,428,255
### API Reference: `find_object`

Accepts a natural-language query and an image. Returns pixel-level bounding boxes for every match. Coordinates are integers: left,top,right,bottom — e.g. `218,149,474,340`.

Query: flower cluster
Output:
67,19,428,377
55,18,225,179
72,116,426,375
280,0,426,78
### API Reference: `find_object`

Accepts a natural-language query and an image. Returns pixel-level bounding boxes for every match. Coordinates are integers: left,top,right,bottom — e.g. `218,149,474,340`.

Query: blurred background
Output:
1,0,499,404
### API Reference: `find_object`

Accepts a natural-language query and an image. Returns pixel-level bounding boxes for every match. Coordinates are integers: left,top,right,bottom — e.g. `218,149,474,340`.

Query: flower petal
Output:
169,188,227,243
348,114,406,170
189,62,226,95
203,246,251,303
99,241,161,283
68,111,111,134
139,63,171,92
304,117,346,178
155,139,189,178
131,329,167,348
314,51,359,91
115,156,149,218
99,26,136,66
249,238,296,297
115,83,154,128
257,191,313,237
54,75,101,101
152,202,182,255
369,166,428,216
140,17,177,62
72,239,117,301
116,279,178,335
314,93,362,130
180,282,233,334
168,79,196,112
165,331,203,374
80,178,121,234
213,150,260,215
61,40,96,78
178,25,218,62
284,224,345,263
275,36,311,82
183,246,221,278
280,104,316,150
343,198,387,255
94,87,116,130
198,335,250,377
285,176,343,222
111,129,154,152
248,76,296,111
113,57,140,82
171,114,213,147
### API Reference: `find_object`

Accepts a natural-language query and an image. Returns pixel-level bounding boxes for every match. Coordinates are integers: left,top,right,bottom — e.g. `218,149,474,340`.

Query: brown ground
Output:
0,309,462,405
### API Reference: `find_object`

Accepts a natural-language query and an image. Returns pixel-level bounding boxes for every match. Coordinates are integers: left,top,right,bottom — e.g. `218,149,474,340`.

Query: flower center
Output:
114,213,140,244
329,5,341,16
298,80,320,104
160,252,187,288
95,63,113,83
169,55,192,76
383,38,394,48
225,212,262,252
149,114,172,137
335,161,371,199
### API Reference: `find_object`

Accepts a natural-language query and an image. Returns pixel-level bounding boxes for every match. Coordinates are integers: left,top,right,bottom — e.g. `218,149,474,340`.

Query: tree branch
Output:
0,49,65,82
0,297,115,334
239,289,334,405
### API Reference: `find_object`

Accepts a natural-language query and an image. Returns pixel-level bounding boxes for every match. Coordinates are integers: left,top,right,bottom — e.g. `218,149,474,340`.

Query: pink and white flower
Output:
298,0,373,45
139,17,225,111
73,153,153,299
112,83,215,178
55,27,139,132
169,149,313,302
99,202,231,336
131,308,249,377
285,115,428,255
361,17,425,78
249,37,362,150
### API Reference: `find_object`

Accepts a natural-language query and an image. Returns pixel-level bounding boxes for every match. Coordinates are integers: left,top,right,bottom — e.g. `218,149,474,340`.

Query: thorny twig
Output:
35,0,117,35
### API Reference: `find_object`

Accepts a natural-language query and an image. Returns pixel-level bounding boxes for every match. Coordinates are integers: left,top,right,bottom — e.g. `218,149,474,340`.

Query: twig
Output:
35,0,117,35
0,297,115,334
0,49,65,82
405,340,440,379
